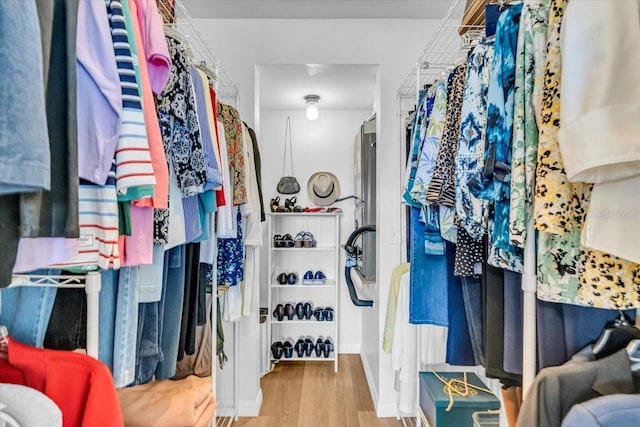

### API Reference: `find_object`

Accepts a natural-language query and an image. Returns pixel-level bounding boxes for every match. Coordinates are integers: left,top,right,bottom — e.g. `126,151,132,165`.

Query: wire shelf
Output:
157,0,240,101
397,0,486,98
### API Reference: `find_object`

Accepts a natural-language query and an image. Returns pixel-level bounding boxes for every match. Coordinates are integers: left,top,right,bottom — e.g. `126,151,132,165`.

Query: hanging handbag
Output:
276,116,301,194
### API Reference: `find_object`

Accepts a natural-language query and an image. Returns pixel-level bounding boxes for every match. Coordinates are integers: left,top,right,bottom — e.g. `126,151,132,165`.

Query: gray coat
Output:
516,349,639,427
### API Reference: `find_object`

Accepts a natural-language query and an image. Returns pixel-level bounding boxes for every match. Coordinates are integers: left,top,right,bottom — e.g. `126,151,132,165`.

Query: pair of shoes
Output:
293,336,317,357
302,271,326,285
273,303,297,321
294,232,316,248
273,234,294,248
271,341,294,359
313,337,334,358
283,197,303,212
294,302,313,320
302,207,343,213
276,272,298,285
312,307,334,321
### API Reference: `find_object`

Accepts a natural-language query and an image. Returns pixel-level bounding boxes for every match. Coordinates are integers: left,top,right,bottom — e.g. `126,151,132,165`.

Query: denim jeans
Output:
134,251,169,385
409,207,448,326
138,244,165,303
155,245,186,379
113,266,140,387
461,276,484,366
98,269,118,371
0,270,58,347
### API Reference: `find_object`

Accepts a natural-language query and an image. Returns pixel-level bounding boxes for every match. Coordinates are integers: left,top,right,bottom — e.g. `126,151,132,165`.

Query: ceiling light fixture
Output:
304,94,320,120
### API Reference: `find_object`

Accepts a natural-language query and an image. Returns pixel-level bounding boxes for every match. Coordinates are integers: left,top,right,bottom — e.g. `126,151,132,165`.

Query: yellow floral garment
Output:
534,0,640,308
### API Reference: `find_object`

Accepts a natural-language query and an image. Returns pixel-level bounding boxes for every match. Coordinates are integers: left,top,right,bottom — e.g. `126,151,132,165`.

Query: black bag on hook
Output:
276,116,300,194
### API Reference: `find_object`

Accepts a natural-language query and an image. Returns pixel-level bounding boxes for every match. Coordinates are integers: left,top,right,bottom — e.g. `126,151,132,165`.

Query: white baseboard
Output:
216,388,263,417
360,353,379,411
338,343,361,354
376,402,398,418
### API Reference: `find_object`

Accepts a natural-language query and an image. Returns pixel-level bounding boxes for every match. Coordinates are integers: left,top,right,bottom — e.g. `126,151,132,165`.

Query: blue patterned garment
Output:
468,4,524,272
403,89,435,207
410,79,448,206
217,210,244,286
455,39,494,241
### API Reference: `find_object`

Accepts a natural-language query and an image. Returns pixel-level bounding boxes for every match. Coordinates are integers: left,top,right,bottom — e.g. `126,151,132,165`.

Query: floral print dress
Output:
468,4,524,273
533,0,640,308
509,0,550,249
455,39,494,242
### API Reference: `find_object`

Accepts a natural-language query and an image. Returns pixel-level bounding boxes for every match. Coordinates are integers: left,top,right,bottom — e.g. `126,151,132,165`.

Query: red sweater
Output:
0,340,124,427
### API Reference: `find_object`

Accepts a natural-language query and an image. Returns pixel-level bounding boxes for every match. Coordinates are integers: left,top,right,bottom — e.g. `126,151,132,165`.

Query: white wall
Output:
260,109,372,352
199,18,439,416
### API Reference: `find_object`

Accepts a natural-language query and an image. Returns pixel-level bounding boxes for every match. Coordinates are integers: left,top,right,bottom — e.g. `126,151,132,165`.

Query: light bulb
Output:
306,101,319,120
304,95,320,121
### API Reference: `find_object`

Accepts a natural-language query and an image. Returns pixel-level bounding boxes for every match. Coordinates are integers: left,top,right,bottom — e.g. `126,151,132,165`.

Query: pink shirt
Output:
130,0,169,210
135,0,172,94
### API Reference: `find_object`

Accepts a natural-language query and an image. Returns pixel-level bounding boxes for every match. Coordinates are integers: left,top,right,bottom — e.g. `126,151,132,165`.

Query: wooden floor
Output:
233,354,403,427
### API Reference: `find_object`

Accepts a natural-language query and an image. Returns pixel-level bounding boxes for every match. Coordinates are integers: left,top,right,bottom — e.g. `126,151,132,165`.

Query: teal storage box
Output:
419,372,500,427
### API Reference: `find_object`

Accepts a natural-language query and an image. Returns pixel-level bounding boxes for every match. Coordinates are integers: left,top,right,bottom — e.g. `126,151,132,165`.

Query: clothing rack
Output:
396,0,484,103
8,272,102,358
156,1,242,423
396,0,535,424
159,0,240,104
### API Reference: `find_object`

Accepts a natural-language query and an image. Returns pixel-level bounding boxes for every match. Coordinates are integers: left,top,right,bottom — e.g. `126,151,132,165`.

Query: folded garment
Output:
192,400,217,427
118,375,215,427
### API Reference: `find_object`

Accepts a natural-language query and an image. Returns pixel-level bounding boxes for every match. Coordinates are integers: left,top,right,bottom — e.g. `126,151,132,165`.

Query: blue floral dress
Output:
455,39,494,241
468,4,524,273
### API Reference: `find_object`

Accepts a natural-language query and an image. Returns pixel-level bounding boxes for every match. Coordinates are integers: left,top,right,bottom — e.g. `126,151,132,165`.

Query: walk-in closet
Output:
2,0,640,426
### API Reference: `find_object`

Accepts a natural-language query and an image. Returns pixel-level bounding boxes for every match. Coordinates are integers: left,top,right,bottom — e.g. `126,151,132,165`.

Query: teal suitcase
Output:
419,371,500,427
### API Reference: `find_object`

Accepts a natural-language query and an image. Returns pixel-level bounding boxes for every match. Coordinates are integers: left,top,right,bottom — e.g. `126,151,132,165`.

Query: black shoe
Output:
277,273,288,285
323,307,334,322
295,303,305,320
294,339,306,357
323,338,334,358
304,338,315,357
283,341,293,359
284,303,295,321
287,272,298,285
313,307,324,321
272,304,284,321
303,302,313,320
314,338,325,357
271,341,283,360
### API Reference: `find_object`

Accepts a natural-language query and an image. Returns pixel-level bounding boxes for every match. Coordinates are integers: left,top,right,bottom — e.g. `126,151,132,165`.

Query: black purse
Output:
276,117,300,194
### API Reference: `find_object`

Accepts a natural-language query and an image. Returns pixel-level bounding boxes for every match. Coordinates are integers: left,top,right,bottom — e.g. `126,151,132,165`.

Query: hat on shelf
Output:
307,172,341,206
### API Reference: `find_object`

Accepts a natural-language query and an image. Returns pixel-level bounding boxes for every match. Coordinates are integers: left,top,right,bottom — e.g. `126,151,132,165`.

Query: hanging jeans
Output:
0,270,58,347
409,206,448,326
155,245,187,379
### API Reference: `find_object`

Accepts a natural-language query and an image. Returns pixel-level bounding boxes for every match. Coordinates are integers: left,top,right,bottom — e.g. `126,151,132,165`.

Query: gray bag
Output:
276,116,300,194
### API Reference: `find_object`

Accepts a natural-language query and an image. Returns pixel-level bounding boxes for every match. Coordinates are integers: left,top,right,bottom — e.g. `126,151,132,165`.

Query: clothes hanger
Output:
593,311,640,360
0,325,9,359
627,339,640,371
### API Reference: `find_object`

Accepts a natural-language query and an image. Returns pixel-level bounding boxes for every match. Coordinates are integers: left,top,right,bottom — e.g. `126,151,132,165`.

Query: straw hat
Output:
307,172,341,206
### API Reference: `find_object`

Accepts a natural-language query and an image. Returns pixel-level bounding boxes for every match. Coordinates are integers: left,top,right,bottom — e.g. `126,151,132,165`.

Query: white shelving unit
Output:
267,212,341,372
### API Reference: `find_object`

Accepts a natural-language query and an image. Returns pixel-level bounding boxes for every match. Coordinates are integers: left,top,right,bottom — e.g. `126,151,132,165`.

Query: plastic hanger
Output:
627,339,640,371
592,311,640,359
0,325,9,359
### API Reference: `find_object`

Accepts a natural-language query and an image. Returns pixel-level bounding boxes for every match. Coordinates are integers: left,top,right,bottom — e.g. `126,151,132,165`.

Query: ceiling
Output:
258,64,378,111
181,0,454,19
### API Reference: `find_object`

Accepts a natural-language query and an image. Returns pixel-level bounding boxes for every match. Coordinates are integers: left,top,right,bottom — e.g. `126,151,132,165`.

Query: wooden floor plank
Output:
233,354,402,427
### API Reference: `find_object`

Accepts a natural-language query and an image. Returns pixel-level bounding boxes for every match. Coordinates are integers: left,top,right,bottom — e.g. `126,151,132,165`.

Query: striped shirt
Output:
107,0,156,201
53,162,121,270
